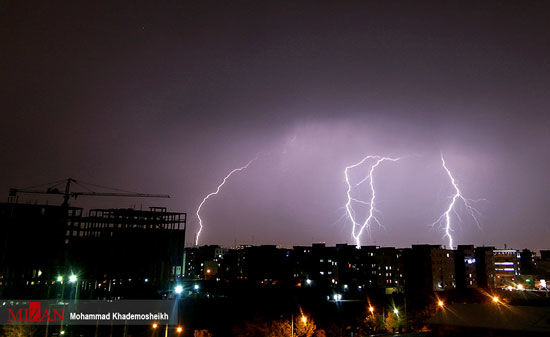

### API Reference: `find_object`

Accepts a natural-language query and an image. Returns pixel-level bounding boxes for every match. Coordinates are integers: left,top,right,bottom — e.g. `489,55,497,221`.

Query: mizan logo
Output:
8,302,64,322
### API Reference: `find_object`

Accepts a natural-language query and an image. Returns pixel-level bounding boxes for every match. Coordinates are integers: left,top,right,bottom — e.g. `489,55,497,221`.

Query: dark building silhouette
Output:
535,250,550,284
455,245,477,289
183,245,223,279
474,246,496,289
0,202,186,298
405,245,455,292
68,207,186,296
520,248,536,276
403,245,455,310
0,203,78,297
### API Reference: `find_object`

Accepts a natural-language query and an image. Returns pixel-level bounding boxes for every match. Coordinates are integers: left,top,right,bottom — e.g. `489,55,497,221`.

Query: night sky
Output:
1,1,549,250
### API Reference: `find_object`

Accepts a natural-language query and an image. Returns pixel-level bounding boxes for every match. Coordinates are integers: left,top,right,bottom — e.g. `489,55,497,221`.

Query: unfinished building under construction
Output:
68,206,186,297
0,179,186,299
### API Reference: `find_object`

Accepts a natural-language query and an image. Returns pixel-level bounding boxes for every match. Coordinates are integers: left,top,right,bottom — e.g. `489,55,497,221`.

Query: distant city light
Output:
517,284,524,290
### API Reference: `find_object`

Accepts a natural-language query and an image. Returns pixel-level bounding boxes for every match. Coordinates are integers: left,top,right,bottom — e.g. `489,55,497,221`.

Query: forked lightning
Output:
195,158,257,245
432,154,481,250
344,155,400,248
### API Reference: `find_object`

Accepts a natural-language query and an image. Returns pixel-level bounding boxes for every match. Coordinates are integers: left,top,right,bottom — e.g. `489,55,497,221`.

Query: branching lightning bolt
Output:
195,158,257,246
344,155,400,248
432,154,482,250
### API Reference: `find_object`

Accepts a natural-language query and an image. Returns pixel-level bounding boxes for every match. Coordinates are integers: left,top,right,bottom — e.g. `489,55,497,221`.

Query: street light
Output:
69,274,77,283
368,306,374,314
174,285,183,295
492,296,499,303
176,326,183,333
438,300,444,308
517,284,524,290
152,323,158,329
301,315,307,324
56,276,63,283
60,331,65,335
393,308,399,315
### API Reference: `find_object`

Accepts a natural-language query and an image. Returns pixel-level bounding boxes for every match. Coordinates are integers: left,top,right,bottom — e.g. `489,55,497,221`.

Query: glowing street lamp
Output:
393,308,399,315
368,306,374,314
174,285,183,295
517,284,524,290
69,274,77,283
152,323,158,329
301,315,307,324
176,326,183,333
57,275,63,282
492,296,499,303
438,300,444,308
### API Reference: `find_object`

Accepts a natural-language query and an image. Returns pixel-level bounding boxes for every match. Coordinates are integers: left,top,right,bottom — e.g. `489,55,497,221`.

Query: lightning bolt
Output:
344,155,400,248
195,158,257,246
432,154,482,250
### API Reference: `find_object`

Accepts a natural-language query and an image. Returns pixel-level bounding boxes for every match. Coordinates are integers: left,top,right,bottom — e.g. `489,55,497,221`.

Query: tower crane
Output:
9,178,170,207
